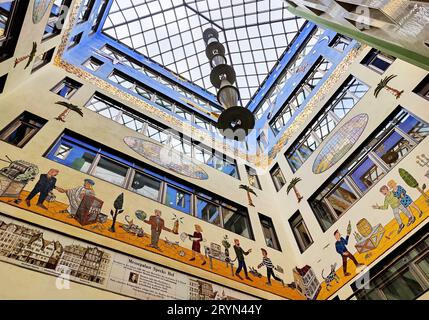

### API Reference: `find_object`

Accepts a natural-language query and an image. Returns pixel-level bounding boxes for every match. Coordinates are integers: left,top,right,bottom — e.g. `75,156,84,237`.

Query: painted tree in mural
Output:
374,75,404,99
55,101,84,122
287,177,304,203
172,214,184,234
239,184,257,207
109,193,124,233
14,42,37,69
399,168,429,203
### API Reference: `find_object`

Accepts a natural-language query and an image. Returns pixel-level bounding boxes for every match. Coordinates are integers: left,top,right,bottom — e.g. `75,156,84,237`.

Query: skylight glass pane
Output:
102,0,305,108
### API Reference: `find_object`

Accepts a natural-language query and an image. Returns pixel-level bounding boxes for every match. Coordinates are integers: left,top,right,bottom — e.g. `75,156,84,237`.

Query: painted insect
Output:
322,263,340,291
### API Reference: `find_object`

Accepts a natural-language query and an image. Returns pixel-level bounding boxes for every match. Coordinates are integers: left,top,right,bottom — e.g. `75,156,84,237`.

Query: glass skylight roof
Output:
102,0,306,107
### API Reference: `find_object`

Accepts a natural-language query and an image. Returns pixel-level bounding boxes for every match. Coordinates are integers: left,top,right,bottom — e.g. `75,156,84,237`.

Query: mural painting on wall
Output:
124,137,209,180
239,184,257,207
374,75,404,100
287,177,303,203
0,214,256,300
313,114,369,174
55,101,84,122
33,0,53,24
14,42,38,69
310,169,429,300
1,154,429,300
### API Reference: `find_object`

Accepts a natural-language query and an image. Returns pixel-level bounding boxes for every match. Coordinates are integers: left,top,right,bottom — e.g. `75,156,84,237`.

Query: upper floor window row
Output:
254,27,326,120
45,132,253,240
270,57,333,136
99,45,220,114
90,0,108,33
108,70,222,138
85,94,239,179
77,0,96,24
43,0,72,40
286,76,370,173
0,0,28,62
309,107,429,232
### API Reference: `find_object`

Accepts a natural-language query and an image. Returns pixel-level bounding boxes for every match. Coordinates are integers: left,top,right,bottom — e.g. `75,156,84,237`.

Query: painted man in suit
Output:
145,209,174,251
233,239,252,281
25,169,62,210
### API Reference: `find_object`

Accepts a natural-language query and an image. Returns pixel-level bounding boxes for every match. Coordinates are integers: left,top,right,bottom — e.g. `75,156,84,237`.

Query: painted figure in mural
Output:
334,230,364,277
388,180,423,218
186,224,207,266
257,248,284,286
145,210,174,251
25,169,60,210
58,179,96,216
372,185,416,234
233,239,252,281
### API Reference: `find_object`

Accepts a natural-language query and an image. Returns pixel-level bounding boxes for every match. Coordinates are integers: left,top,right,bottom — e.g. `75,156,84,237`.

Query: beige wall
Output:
0,260,131,300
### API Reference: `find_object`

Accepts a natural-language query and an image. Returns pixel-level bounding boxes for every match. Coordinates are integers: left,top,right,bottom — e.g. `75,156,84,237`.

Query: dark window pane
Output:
93,157,128,186
222,207,252,239
196,198,221,227
130,172,161,201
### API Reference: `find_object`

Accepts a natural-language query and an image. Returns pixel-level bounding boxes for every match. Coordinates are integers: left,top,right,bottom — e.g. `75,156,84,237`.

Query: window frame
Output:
258,213,282,252
361,49,396,74
289,211,314,253
0,111,47,148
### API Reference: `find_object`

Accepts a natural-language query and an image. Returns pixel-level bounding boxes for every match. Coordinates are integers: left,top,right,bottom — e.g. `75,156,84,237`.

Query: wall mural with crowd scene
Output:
0,147,428,300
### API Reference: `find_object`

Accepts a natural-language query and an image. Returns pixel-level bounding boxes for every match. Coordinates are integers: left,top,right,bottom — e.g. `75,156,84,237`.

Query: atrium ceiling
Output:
102,0,306,107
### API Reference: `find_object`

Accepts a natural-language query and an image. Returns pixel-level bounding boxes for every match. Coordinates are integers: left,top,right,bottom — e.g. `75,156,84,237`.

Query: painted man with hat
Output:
59,178,96,216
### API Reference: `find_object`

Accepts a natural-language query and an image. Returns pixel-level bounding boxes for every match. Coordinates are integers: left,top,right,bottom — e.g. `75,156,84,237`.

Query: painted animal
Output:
322,263,340,291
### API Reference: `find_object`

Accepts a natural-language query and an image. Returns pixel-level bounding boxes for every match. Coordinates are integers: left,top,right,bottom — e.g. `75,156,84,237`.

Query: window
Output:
361,49,396,73
289,211,314,253
93,157,128,187
196,196,221,227
254,27,325,120
0,73,7,94
330,35,352,52
270,58,333,135
0,112,47,148
77,0,95,23
309,107,429,231
99,46,220,115
31,48,55,73
222,206,254,239
285,76,369,172
90,0,107,33
130,171,161,201
68,32,83,49
83,57,103,72
270,164,286,191
0,1,28,61
259,214,281,251
413,74,429,101
165,185,192,214
43,0,72,39
51,77,82,99
351,226,429,300
246,166,262,190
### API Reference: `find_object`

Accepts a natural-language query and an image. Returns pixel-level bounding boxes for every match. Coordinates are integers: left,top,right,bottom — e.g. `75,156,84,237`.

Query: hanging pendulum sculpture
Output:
203,28,255,141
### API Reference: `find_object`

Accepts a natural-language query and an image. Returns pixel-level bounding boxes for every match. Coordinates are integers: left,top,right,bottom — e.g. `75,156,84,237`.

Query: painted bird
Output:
55,101,84,122
24,42,38,70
